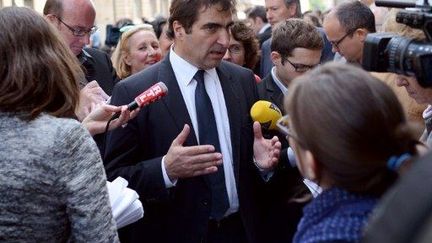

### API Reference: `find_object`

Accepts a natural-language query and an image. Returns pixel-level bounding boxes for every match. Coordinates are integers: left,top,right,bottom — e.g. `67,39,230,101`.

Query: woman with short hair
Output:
281,63,419,242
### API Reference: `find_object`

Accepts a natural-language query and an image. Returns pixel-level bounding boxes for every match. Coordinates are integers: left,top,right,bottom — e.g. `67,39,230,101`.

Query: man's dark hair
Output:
246,5,267,23
271,18,323,64
167,0,236,39
335,0,376,33
285,0,302,18
43,0,63,17
151,16,168,39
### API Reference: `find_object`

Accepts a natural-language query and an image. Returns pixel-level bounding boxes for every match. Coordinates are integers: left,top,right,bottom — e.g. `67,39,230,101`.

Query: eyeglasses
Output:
329,30,355,49
284,58,318,73
276,115,296,139
55,16,98,37
276,115,306,147
227,44,243,54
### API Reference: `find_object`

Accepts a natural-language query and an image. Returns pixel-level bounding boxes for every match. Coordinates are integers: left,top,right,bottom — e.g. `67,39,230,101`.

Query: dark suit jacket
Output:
257,26,271,47
80,47,118,96
79,48,119,155
259,38,272,79
257,74,308,243
104,56,268,243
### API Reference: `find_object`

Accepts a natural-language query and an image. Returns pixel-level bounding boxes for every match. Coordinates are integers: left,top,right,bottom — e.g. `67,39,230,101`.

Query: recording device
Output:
250,100,282,130
111,82,168,119
362,0,432,87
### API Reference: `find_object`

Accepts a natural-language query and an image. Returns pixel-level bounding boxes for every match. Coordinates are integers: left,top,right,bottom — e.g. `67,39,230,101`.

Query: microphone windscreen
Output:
250,100,282,130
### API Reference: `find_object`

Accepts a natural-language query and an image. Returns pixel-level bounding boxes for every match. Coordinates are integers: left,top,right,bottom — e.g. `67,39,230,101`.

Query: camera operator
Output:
377,9,432,147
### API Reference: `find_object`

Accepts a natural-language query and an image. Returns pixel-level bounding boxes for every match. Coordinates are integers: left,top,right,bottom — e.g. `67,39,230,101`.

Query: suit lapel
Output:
217,64,241,179
157,57,198,145
266,75,285,113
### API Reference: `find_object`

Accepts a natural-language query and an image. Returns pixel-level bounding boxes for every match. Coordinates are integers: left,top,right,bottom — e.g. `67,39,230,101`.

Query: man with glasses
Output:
44,0,119,155
323,1,375,64
260,0,301,78
44,0,118,114
257,18,323,243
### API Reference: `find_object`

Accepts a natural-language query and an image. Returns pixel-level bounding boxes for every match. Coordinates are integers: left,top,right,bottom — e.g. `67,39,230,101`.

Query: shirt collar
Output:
271,67,288,94
258,23,271,34
77,49,94,64
169,45,218,86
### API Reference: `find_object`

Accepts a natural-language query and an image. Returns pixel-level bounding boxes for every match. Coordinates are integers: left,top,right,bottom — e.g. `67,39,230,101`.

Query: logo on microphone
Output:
135,82,168,107
137,86,164,104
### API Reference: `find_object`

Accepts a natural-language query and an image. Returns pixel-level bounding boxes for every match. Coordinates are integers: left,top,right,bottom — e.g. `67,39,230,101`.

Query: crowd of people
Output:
1,0,432,242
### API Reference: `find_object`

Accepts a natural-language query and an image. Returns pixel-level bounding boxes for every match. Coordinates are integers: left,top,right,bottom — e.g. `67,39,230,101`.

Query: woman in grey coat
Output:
0,7,121,242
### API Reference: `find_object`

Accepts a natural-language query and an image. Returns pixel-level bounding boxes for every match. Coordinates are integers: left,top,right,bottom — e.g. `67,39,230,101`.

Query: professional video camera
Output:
362,0,432,87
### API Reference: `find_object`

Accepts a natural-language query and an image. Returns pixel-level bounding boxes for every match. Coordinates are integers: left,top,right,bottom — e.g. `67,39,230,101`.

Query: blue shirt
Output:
294,187,377,243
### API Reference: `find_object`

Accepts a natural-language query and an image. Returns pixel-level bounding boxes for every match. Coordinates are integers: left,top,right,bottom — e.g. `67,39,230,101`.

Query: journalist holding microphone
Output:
0,7,136,242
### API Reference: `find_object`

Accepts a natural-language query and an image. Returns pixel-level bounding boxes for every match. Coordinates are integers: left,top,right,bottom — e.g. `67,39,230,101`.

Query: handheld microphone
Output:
111,81,168,119
250,100,282,130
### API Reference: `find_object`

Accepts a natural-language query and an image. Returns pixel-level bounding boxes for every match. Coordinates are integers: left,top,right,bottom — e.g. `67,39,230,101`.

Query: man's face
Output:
265,0,295,27
247,17,261,35
323,13,364,63
159,23,173,58
52,0,96,56
396,75,432,104
272,47,321,86
174,4,233,70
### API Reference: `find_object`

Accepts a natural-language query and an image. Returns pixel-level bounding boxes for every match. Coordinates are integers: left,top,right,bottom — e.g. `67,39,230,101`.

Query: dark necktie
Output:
194,70,229,220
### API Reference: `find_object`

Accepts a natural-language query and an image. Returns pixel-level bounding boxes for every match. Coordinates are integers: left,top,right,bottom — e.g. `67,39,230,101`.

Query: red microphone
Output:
111,82,168,119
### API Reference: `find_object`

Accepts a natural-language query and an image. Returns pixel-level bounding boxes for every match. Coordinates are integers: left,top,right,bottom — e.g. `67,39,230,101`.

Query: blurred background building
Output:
1,0,340,44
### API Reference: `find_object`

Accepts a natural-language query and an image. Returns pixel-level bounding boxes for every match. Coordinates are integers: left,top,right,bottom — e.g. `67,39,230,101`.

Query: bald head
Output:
44,0,96,55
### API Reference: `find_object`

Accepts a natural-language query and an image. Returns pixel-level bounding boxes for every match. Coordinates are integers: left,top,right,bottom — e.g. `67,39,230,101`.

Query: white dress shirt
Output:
258,23,271,35
161,46,239,216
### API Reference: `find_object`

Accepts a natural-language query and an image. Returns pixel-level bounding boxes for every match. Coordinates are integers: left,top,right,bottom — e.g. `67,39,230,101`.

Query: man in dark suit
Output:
104,0,281,243
257,19,323,243
44,0,118,120
246,6,271,47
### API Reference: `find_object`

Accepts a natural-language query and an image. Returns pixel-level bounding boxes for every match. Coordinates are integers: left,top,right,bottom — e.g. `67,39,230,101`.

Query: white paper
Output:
303,178,323,198
107,177,144,229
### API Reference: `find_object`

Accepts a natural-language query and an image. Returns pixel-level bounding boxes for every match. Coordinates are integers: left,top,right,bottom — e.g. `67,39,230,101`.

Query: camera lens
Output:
387,36,432,87
387,36,413,75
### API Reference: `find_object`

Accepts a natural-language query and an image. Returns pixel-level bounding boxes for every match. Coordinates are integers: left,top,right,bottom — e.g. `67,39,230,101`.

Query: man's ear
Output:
45,14,57,24
172,20,185,39
356,28,369,42
270,51,282,66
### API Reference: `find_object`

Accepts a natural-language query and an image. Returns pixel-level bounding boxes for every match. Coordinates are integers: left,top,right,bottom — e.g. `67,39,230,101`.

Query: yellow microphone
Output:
250,100,282,130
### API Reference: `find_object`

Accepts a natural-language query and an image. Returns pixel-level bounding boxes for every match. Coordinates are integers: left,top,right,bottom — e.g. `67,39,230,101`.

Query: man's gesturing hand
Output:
165,124,223,181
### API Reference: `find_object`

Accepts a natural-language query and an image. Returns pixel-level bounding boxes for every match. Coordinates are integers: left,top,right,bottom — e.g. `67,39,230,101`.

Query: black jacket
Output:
257,74,307,243
79,47,118,95
104,56,270,243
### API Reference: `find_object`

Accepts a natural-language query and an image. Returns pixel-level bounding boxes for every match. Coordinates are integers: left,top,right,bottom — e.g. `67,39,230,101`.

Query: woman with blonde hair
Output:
112,24,162,79
0,7,119,242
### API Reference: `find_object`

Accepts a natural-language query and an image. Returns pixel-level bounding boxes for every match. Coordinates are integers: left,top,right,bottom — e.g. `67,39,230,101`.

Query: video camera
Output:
362,0,432,87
